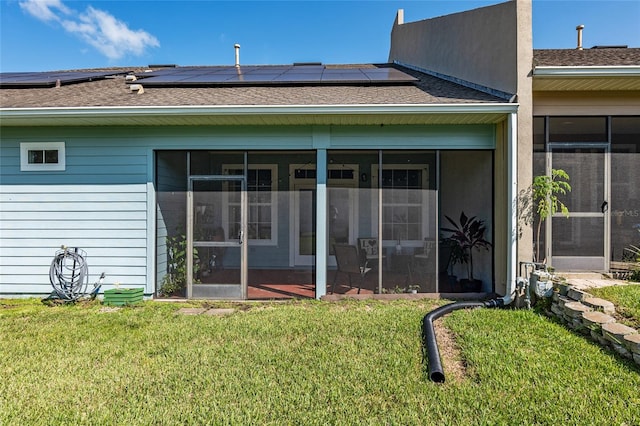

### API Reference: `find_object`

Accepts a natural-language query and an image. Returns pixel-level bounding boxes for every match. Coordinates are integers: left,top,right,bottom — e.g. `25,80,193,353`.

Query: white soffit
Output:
533,66,640,91
0,104,518,127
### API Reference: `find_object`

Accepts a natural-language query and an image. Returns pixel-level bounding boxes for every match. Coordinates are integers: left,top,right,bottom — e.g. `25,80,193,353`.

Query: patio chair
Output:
332,244,372,294
413,238,435,264
413,238,436,280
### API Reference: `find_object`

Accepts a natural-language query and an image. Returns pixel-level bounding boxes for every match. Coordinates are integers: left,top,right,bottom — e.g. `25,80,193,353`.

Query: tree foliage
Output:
532,169,571,262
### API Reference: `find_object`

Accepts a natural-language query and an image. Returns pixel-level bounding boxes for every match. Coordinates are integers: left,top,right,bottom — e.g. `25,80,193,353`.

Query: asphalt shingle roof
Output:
4,48,638,110
0,64,504,109
533,48,640,67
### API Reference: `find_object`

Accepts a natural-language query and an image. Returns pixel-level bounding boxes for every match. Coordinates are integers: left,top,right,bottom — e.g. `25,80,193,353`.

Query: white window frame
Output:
371,164,430,247
223,164,278,246
20,142,65,171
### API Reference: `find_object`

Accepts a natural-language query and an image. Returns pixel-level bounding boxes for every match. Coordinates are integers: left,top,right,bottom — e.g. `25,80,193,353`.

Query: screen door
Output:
188,176,247,299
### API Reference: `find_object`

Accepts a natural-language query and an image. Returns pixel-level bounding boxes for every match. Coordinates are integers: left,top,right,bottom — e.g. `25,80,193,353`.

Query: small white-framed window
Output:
223,164,278,245
20,142,65,171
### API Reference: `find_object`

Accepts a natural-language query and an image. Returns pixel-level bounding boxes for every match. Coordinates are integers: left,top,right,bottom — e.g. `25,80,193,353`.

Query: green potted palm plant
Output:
441,211,492,292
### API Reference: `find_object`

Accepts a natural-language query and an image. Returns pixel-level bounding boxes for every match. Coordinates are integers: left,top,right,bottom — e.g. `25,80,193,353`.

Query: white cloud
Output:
19,0,71,22
20,0,159,60
62,7,159,60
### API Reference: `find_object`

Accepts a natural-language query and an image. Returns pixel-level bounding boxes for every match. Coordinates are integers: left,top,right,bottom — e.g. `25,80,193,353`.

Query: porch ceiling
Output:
0,104,515,127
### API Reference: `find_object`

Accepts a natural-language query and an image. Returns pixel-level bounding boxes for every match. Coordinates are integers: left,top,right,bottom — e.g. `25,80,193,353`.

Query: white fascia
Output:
0,103,518,120
534,65,640,77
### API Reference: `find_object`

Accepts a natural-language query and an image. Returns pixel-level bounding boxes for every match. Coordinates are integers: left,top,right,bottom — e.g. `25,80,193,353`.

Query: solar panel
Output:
225,73,282,82
272,73,320,82
0,65,417,89
364,68,418,82
133,65,418,87
320,69,368,82
286,65,325,73
0,71,128,88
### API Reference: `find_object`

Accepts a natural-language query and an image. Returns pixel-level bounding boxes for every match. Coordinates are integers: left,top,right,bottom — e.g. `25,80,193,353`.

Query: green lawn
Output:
588,283,640,328
1,298,639,425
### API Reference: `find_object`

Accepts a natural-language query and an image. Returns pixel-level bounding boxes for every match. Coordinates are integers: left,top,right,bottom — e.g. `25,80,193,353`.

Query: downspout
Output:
423,113,519,383
503,111,518,307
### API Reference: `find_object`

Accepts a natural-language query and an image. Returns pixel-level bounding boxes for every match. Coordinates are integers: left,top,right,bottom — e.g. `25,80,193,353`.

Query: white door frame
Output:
289,164,359,267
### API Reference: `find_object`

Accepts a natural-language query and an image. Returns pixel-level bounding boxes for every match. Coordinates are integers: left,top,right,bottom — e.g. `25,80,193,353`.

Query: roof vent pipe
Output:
234,43,241,67
576,24,584,50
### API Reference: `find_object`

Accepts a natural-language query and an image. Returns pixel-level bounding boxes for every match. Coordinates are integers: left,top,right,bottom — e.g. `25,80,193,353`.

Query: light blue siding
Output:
0,183,149,294
1,130,153,295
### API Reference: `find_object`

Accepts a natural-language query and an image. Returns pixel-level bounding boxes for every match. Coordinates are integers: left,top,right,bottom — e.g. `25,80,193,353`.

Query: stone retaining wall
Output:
548,285,640,367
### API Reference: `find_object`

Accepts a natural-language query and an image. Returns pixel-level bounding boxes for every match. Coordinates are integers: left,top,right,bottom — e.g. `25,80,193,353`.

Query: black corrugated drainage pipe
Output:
422,298,505,383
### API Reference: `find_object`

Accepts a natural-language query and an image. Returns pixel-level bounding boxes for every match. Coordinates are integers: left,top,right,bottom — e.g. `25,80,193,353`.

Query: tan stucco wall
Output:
533,91,640,115
388,1,519,95
514,0,534,275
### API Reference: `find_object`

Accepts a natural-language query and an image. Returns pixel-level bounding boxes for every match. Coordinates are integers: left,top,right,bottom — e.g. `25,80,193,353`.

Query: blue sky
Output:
1,1,639,72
